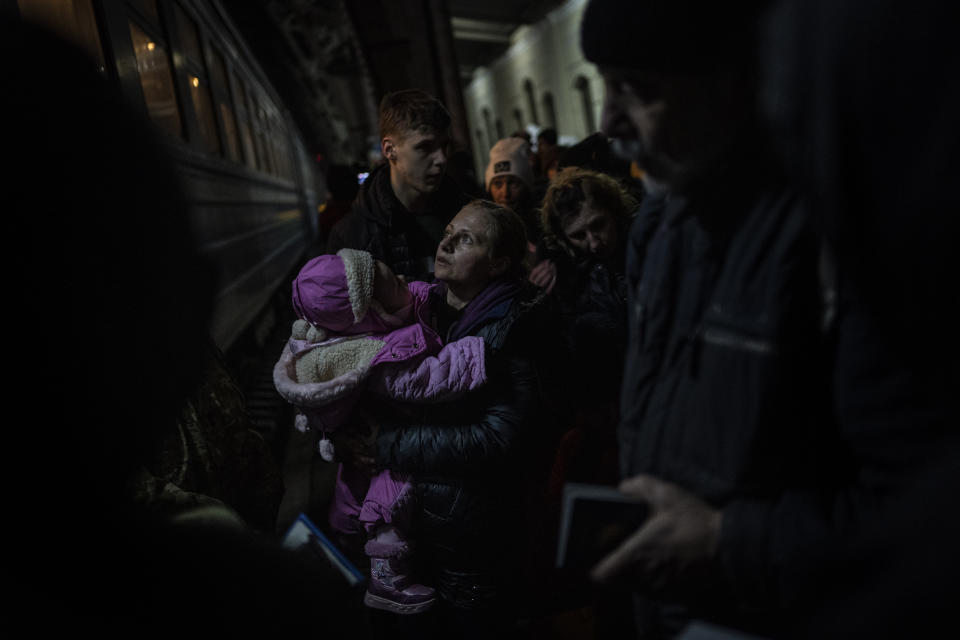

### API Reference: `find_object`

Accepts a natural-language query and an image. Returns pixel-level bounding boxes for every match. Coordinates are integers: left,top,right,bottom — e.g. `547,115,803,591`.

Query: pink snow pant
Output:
328,463,414,538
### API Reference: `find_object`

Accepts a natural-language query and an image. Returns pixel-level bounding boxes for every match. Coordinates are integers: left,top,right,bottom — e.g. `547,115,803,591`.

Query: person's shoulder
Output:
326,210,362,254
626,190,678,259
738,181,811,245
506,282,557,332
529,280,562,317
495,282,561,357
326,175,389,253
632,190,670,227
756,182,806,219
348,164,394,219
408,279,441,302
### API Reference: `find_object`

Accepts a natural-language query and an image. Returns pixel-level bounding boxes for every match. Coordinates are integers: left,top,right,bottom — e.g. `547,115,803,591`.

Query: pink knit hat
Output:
291,248,401,335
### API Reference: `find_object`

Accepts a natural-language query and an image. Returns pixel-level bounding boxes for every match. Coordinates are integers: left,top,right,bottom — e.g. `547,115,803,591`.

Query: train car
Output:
11,0,321,355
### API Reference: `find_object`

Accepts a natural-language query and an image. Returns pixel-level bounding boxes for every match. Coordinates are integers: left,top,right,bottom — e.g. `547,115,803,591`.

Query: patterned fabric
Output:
131,341,284,533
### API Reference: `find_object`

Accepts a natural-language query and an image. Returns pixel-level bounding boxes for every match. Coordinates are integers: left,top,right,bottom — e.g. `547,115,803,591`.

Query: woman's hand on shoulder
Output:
529,259,557,293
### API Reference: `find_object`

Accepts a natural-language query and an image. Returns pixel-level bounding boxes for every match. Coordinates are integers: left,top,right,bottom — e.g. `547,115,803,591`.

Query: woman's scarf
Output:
441,276,525,342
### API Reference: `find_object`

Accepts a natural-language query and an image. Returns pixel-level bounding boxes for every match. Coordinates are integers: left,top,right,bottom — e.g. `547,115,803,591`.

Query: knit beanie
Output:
485,137,534,192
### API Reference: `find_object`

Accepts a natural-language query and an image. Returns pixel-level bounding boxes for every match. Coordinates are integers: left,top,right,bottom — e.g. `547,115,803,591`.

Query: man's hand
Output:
529,259,558,293
591,474,723,595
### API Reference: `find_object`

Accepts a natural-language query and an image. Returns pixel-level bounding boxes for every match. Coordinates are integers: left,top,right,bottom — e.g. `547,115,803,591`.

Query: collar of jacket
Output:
359,162,468,228
434,281,547,353
353,163,401,227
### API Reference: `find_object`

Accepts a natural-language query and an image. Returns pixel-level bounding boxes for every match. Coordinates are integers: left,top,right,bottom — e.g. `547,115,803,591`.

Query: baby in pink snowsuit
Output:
273,249,487,615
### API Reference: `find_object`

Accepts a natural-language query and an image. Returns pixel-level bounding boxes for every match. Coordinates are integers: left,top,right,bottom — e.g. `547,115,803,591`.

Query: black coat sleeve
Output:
374,351,543,478
717,278,958,612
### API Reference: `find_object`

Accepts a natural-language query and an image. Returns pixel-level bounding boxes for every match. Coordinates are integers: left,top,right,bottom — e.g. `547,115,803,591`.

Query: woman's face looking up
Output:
434,205,506,291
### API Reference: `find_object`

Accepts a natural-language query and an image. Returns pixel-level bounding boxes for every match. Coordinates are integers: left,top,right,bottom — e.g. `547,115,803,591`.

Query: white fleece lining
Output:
274,345,367,408
295,337,385,385
337,248,374,323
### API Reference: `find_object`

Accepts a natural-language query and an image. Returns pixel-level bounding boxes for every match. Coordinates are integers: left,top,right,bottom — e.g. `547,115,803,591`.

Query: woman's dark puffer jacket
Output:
373,281,564,611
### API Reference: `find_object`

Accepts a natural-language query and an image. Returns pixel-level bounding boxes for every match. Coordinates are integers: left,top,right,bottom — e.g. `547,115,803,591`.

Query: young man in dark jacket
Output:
326,89,468,282
580,0,959,638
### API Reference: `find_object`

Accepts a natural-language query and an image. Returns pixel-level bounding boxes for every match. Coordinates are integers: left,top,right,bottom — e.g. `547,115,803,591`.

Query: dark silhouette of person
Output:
4,17,357,636
317,163,362,251
579,0,959,638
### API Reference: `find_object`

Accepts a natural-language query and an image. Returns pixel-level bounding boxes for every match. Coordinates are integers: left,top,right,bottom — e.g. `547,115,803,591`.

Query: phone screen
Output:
556,483,649,571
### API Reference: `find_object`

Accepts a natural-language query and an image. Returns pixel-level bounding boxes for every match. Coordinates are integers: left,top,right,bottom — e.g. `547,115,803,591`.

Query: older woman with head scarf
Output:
539,167,636,400
534,166,639,528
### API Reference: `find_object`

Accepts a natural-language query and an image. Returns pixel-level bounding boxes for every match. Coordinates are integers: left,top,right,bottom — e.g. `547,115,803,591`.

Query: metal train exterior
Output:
12,0,320,353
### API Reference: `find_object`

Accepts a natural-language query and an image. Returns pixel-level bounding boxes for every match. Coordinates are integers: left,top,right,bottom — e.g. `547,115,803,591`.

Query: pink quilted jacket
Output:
273,251,488,455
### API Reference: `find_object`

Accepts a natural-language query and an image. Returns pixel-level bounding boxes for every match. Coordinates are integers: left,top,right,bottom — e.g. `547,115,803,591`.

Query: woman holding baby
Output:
329,200,564,637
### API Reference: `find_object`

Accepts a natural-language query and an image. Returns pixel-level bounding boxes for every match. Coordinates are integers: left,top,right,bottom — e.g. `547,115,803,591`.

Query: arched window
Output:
574,75,597,134
482,107,495,150
542,92,557,129
512,107,524,133
475,128,487,165
495,118,505,140
523,79,539,126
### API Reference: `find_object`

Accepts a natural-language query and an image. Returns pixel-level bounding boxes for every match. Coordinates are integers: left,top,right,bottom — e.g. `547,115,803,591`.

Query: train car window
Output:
172,3,202,65
230,74,258,171
274,117,289,179
258,109,272,175
274,119,291,179
280,124,294,179
252,100,272,175
278,128,292,179
263,110,280,176
267,110,280,177
127,0,160,24
264,114,277,176
208,46,241,163
128,20,184,139
188,73,221,155
172,3,220,155
264,107,277,176
248,92,266,172
17,0,106,72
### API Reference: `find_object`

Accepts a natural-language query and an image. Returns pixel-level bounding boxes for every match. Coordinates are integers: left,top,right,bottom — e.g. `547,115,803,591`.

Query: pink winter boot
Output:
362,525,435,615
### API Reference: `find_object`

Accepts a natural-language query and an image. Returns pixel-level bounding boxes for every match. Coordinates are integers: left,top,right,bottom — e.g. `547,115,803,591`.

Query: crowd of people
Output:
310,0,959,638
11,0,957,637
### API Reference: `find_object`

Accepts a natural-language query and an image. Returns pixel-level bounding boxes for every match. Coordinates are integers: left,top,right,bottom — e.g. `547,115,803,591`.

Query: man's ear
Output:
381,138,396,163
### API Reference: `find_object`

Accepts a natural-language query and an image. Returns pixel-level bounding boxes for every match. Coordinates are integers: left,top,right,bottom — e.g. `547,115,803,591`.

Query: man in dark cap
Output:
580,0,960,638
578,0,836,637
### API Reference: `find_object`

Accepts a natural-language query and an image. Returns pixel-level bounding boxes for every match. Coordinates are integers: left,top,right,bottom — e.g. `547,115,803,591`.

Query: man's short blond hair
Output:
378,89,451,142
